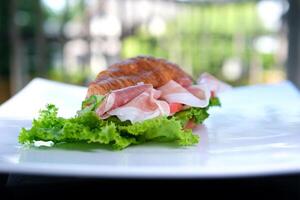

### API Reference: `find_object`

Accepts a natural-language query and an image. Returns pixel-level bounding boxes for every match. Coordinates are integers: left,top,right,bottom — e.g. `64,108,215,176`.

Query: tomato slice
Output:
184,119,197,129
210,91,215,98
169,103,183,113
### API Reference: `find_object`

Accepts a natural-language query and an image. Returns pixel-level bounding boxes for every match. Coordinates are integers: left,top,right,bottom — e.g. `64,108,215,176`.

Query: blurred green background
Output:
0,0,289,103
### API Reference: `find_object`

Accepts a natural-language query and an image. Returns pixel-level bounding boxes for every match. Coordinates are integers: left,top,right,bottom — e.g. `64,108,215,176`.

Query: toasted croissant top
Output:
87,56,193,97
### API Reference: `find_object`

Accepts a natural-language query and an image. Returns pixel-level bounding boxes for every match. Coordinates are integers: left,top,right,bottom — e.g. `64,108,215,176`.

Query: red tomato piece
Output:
184,119,197,129
169,103,183,113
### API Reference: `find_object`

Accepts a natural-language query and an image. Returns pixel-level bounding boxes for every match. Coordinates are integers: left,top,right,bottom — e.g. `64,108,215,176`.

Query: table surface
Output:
0,173,300,199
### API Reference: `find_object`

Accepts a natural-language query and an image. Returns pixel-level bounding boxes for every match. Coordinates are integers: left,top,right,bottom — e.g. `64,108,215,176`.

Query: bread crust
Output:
87,56,193,96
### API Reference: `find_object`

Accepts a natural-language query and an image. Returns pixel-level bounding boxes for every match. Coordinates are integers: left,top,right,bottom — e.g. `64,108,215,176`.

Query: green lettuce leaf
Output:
172,97,220,126
173,107,209,126
19,104,199,150
77,95,105,115
209,96,221,107
19,97,221,150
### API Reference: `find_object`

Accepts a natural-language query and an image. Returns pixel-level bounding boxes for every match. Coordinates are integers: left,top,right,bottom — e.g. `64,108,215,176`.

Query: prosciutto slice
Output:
197,72,231,95
107,88,170,123
96,83,152,116
95,72,230,123
158,80,210,108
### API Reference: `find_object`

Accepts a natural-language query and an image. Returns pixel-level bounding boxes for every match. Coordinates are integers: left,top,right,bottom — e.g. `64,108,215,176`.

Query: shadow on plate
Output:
29,141,188,153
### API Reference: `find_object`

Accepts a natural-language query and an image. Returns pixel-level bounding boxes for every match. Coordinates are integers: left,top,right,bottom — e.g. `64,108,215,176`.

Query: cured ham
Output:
158,80,210,108
197,72,231,95
107,88,170,123
96,83,152,116
94,72,230,123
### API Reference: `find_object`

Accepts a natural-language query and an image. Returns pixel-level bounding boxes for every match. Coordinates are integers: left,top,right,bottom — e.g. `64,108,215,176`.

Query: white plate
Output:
0,78,300,178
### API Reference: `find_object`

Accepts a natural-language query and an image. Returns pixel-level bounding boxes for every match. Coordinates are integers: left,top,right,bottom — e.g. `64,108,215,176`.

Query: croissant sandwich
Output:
19,56,230,150
85,56,229,124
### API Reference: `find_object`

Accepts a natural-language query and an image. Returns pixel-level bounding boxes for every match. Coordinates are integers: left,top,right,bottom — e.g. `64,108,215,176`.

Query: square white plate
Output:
0,78,300,178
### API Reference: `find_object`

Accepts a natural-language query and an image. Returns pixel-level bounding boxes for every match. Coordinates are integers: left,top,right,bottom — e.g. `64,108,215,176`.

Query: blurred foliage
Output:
122,2,275,85
49,68,88,85
260,53,276,70
42,0,85,21
0,1,284,89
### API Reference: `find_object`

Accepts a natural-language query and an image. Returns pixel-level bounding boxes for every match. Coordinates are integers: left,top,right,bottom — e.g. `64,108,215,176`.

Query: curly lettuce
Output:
173,97,221,125
19,97,220,150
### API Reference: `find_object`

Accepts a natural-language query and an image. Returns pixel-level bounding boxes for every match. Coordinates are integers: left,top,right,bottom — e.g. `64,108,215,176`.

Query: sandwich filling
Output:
19,72,229,150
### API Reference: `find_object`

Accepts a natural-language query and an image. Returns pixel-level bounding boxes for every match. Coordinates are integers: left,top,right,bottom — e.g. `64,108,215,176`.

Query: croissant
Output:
87,56,193,97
